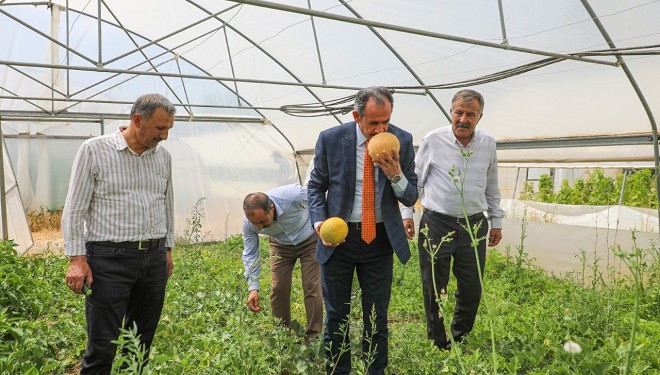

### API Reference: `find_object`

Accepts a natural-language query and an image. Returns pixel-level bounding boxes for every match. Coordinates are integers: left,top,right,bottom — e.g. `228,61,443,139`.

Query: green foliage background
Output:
520,169,657,208
1,237,659,374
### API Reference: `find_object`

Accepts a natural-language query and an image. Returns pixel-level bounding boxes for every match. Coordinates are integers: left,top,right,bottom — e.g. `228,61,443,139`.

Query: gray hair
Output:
354,86,394,118
452,89,484,116
243,192,272,212
130,93,176,120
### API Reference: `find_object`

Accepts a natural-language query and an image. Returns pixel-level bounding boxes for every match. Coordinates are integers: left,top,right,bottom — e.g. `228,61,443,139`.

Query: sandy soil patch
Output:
26,229,65,256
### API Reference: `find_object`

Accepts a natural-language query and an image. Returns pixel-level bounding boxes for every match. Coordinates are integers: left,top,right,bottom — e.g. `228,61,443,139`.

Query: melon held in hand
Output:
320,217,348,244
367,132,400,159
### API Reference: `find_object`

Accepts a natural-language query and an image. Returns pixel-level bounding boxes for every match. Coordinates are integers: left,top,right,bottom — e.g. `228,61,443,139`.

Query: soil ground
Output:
26,229,65,256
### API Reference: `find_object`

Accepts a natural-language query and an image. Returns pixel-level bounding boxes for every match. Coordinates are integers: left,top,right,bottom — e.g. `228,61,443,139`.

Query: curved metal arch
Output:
185,0,344,126
579,0,660,230
337,0,451,122
59,4,309,183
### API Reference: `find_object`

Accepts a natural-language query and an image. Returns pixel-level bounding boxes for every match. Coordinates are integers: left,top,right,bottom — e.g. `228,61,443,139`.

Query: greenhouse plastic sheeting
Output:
503,199,659,233
1,0,659,240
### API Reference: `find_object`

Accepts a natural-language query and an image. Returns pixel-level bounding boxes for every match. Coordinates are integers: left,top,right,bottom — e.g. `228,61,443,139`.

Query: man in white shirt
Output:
63,93,175,374
402,89,504,351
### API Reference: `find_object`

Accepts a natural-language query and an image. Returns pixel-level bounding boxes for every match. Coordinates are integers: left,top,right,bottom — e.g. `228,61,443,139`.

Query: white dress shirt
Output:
402,126,504,228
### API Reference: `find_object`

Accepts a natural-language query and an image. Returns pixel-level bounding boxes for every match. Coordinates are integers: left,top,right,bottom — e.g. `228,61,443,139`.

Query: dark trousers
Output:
321,222,393,375
418,210,488,348
81,242,168,375
269,233,323,342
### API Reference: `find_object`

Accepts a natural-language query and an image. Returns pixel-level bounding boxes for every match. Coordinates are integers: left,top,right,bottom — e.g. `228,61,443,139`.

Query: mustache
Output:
456,122,471,129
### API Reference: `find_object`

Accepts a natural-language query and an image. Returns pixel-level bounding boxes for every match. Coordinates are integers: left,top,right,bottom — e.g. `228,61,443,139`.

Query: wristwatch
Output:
390,173,403,184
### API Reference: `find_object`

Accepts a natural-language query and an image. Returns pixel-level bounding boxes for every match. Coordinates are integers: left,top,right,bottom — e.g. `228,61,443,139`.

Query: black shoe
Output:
434,340,451,351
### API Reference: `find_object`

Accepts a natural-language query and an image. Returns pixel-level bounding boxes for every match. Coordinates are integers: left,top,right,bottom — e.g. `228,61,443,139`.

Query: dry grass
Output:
27,207,63,232
25,208,64,255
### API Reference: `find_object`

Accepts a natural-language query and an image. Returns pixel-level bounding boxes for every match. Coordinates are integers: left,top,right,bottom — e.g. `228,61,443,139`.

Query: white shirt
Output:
401,126,504,228
62,128,174,256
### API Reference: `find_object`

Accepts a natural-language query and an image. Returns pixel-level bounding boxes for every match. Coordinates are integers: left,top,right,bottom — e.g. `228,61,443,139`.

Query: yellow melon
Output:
320,217,348,244
367,132,400,159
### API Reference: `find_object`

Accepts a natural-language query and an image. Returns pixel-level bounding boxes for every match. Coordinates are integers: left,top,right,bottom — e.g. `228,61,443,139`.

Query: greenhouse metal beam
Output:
0,110,265,124
0,8,97,66
296,133,657,156
102,5,240,66
0,119,7,240
0,95,281,111
495,133,656,150
0,60,428,94
228,0,618,67
6,65,66,97
338,0,450,121
497,0,509,45
100,0,192,116
308,0,327,85
580,0,660,230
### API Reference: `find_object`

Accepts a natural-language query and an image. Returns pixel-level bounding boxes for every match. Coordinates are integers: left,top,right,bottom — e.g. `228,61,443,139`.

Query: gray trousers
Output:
269,233,323,341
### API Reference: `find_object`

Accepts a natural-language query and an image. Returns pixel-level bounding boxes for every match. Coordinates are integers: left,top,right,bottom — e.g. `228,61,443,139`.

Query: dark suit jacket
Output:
308,122,418,264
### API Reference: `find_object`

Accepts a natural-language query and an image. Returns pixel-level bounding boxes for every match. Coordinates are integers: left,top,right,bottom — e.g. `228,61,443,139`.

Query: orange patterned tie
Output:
362,142,376,244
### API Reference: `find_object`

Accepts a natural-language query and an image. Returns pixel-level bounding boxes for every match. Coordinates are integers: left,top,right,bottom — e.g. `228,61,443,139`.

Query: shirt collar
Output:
272,198,283,223
112,126,157,155
112,127,129,151
355,122,367,147
449,127,479,148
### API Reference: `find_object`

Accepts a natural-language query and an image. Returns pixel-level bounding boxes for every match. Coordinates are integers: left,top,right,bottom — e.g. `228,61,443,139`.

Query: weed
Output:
26,206,62,232
175,197,212,247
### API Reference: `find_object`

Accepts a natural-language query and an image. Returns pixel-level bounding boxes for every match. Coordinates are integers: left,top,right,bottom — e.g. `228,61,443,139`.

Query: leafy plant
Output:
176,197,212,246
521,169,657,208
2,235,659,374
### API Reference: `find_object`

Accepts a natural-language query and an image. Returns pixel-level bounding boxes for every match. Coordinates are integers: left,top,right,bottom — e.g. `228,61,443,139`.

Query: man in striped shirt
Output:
62,93,175,374
402,89,504,352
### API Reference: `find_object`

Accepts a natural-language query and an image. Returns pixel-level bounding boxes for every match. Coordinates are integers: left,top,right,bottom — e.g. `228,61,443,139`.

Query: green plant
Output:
3,229,659,374
449,147,497,373
521,169,657,209
176,197,212,246
612,233,647,375
537,174,555,203
112,323,150,375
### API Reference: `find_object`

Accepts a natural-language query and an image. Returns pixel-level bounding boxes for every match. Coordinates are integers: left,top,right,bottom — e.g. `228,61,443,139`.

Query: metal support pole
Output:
580,0,660,232
227,0,618,67
307,0,326,85
497,0,509,46
0,119,8,240
97,0,102,67
618,169,629,206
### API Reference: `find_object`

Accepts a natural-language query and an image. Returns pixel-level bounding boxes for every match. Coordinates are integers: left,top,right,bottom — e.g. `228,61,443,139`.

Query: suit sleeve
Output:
396,133,418,207
307,132,329,226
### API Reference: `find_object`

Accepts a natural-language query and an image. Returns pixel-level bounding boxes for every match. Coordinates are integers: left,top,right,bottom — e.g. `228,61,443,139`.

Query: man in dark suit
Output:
308,86,418,375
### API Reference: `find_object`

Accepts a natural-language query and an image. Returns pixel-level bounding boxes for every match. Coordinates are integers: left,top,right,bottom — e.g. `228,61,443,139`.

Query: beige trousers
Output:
269,233,323,341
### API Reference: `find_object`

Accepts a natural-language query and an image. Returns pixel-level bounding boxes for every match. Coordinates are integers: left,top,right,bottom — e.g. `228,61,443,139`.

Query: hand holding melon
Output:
367,132,403,180
367,132,400,159
320,217,348,246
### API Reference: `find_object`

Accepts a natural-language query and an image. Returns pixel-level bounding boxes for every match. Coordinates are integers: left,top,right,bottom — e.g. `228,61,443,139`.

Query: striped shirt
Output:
62,128,174,256
401,125,504,228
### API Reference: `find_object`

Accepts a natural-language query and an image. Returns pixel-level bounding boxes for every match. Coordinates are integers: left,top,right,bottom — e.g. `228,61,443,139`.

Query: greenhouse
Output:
1,0,659,374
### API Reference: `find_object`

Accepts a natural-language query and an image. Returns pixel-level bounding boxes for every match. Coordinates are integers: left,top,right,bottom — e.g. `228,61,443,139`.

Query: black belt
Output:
347,221,385,231
424,209,485,224
88,238,165,250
